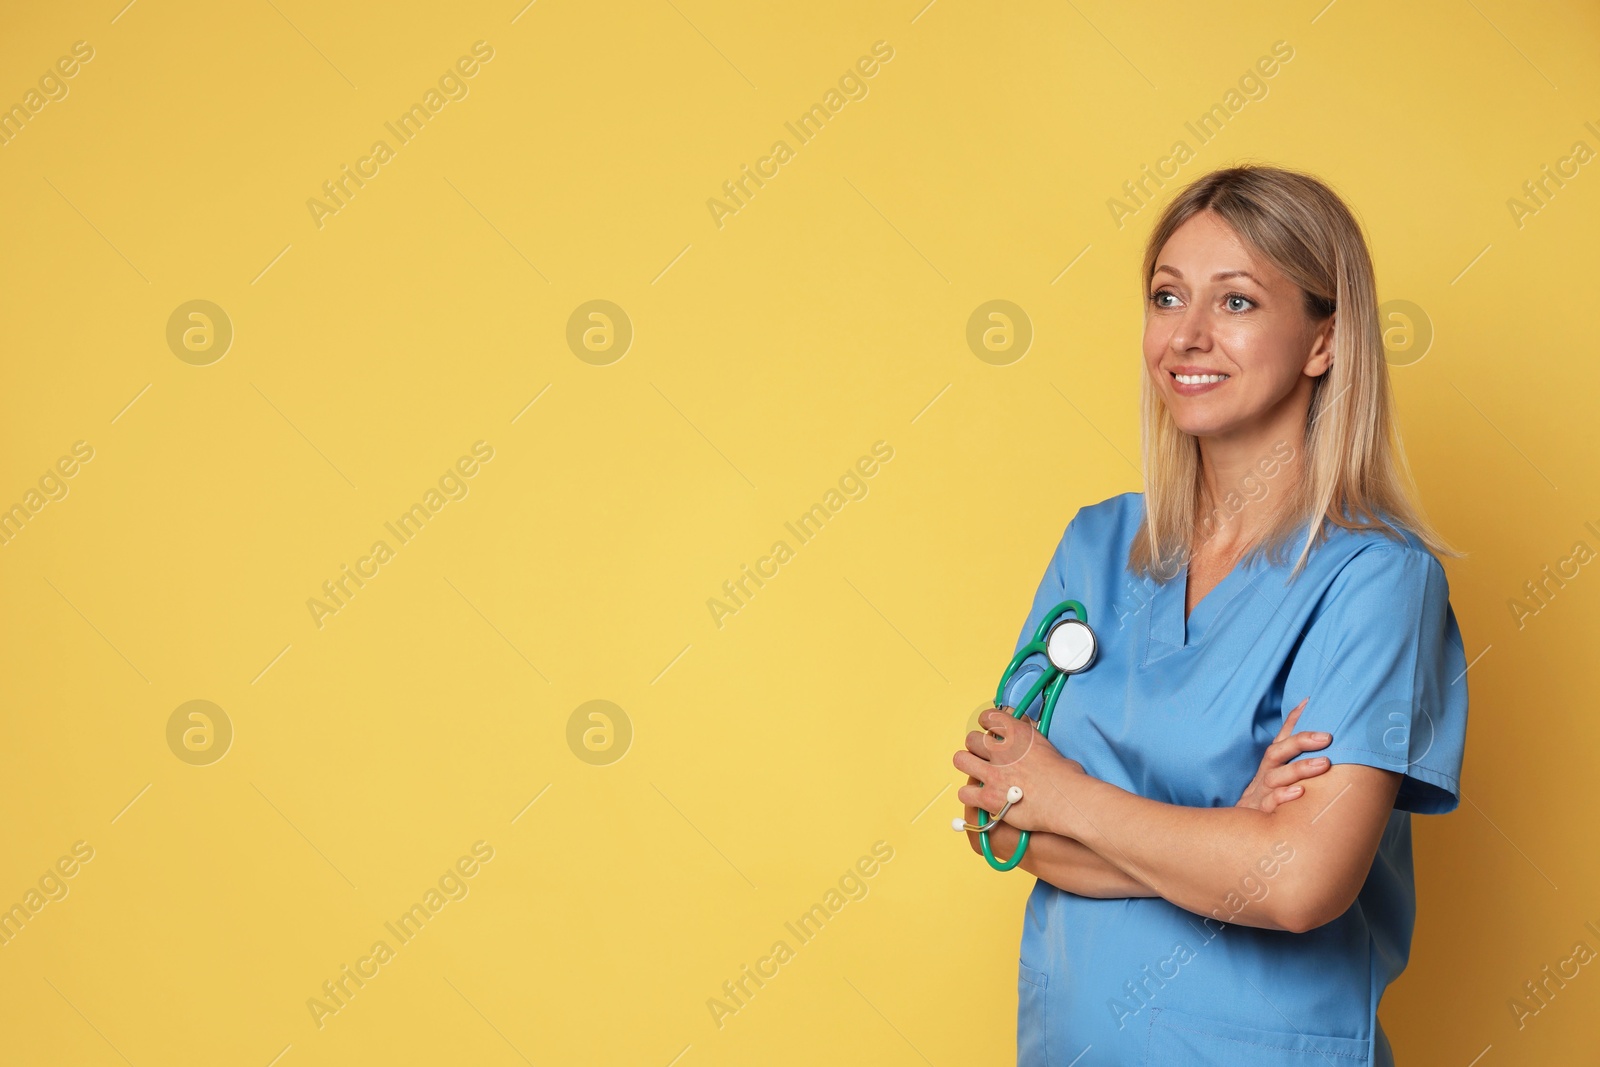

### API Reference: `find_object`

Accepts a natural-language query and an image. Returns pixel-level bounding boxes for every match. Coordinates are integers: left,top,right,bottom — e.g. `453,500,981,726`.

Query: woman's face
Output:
1142,209,1333,443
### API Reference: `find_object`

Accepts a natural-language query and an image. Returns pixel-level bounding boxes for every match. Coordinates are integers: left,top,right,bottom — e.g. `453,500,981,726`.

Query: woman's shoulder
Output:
1064,491,1146,548
1311,512,1450,592
1322,510,1440,560
1069,490,1144,528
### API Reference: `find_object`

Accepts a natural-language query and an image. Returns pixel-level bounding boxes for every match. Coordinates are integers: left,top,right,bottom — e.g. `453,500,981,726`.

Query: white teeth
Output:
1174,373,1229,384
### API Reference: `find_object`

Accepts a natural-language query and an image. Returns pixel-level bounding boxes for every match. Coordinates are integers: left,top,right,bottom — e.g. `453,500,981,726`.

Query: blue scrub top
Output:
1000,492,1468,1067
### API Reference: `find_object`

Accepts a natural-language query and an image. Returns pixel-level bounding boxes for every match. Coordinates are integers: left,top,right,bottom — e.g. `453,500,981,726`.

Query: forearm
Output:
970,822,1157,898
1018,829,1160,899
1049,776,1298,931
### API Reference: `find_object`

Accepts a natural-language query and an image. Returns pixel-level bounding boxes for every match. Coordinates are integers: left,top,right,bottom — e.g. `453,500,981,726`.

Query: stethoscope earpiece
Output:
953,786,1025,834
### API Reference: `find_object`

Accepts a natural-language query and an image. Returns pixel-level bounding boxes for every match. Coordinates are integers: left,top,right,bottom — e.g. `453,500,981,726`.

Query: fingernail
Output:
1312,757,1329,765
1313,733,1330,741
1287,785,1302,794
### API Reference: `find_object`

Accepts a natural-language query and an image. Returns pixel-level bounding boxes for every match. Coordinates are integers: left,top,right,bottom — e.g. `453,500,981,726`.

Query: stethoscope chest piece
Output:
1045,617,1097,674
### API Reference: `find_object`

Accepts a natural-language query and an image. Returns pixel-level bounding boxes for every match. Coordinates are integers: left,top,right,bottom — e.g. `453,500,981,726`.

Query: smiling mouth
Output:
1172,372,1230,384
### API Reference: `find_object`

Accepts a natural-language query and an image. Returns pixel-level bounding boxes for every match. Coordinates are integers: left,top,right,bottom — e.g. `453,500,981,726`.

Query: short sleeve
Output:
1000,519,1075,719
1282,545,1469,814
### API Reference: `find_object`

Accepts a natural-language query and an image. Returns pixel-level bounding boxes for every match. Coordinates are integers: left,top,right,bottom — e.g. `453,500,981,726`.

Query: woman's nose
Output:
1170,305,1215,351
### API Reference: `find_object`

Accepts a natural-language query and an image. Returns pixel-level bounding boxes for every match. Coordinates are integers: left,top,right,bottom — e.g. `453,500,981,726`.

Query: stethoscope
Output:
953,600,1097,871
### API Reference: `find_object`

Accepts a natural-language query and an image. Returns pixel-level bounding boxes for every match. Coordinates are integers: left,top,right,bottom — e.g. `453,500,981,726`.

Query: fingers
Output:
1263,728,1331,768
961,770,1021,854
1273,697,1310,743
960,708,1027,855
953,750,988,781
979,707,1020,734
974,708,1038,760
978,711,1038,766
1260,753,1331,790
1260,784,1306,814
957,770,1008,813
963,775,985,853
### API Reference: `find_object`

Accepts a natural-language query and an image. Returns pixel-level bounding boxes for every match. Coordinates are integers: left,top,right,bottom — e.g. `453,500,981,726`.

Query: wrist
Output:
1042,763,1090,839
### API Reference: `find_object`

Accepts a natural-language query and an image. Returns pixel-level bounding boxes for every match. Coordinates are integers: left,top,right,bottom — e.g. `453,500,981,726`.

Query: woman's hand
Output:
962,774,1022,856
954,708,1084,834
1235,697,1334,813
962,707,1022,856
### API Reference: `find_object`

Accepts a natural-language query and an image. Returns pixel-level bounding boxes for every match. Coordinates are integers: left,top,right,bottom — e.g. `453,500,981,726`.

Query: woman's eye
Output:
1150,291,1178,308
1225,294,1254,312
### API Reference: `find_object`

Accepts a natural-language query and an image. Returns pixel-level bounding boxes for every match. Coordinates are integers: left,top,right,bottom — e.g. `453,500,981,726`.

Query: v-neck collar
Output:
1149,550,1261,651
1139,506,1319,661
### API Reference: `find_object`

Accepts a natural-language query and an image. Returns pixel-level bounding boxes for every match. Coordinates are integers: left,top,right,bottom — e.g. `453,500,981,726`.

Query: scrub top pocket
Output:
1017,961,1052,1067
1142,1006,1370,1066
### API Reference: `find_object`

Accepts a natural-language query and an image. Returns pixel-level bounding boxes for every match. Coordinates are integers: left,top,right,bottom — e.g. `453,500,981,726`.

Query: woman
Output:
954,164,1469,1066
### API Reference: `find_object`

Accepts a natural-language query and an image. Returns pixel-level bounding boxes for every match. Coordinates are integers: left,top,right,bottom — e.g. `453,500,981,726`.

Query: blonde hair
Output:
1128,163,1460,584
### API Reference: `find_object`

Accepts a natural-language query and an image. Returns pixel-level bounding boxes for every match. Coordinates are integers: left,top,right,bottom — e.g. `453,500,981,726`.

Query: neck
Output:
1193,398,1309,555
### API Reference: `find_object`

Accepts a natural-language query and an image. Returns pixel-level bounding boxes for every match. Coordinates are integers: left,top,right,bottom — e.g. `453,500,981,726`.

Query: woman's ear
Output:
1306,312,1336,376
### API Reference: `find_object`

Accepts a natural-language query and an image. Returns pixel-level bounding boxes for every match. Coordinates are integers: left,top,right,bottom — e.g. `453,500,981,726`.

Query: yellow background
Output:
1,1,1596,1064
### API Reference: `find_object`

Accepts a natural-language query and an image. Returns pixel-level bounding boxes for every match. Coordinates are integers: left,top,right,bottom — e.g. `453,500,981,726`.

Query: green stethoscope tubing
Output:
977,599,1091,872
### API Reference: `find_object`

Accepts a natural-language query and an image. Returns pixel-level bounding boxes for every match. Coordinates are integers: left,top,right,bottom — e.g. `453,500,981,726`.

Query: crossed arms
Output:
954,699,1402,933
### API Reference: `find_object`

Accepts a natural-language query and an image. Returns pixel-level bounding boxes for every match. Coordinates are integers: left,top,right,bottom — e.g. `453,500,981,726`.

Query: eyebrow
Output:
1151,266,1265,286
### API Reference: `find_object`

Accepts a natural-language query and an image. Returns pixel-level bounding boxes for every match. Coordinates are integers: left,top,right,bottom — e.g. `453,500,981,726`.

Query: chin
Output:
1167,412,1230,438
